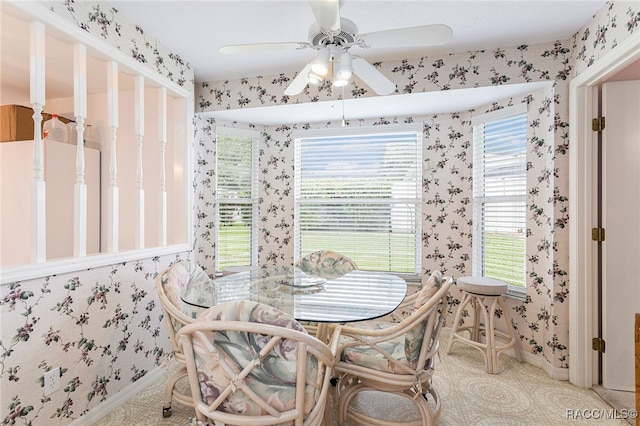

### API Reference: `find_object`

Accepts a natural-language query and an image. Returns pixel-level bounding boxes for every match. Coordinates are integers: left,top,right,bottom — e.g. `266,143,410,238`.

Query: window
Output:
472,105,527,290
294,126,422,275
215,128,259,272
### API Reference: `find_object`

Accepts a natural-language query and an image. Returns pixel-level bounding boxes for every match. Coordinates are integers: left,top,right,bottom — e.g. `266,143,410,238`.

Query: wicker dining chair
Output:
177,300,339,426
332,271,453,426
155,260,213,417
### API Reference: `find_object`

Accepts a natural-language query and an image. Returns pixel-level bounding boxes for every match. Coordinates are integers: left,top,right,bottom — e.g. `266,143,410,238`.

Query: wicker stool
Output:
446,276,522,373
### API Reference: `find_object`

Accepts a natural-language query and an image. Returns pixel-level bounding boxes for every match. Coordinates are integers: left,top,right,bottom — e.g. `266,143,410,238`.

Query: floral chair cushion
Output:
163,261,212,327
163,262,189,308
341,271,443,373
405,270,443,361
296,250,358,279
340,322,413,373
413,270,443,309
164,261,211,306
192,300,317,417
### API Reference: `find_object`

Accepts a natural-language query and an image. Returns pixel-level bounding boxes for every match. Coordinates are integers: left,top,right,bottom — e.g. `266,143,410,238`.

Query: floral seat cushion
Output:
341,271,443,373
296,250,358,279
192,300,317,417
340,322,413,373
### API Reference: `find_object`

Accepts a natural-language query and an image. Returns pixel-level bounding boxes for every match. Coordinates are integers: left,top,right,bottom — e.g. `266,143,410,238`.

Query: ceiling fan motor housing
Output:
309,18,358,48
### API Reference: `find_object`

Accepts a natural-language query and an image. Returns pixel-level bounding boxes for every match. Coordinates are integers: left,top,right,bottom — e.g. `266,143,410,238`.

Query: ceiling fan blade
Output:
360,24,453,49
351,57,396,96
309,0,341,33
220,42,309,54
284,64,312,96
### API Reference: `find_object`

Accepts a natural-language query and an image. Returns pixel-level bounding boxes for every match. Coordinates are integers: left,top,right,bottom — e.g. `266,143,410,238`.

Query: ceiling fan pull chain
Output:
341,86,346,127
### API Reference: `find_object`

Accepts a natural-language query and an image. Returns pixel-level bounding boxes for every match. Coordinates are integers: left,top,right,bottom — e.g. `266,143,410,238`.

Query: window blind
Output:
216,130,258,271
295,129,422,274
472,107,527,288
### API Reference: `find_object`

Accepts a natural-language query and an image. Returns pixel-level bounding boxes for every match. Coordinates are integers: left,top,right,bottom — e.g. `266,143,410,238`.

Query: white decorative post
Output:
106,61,119,252
158,87,167,246
30,21,46,263
134,75,145,249
73,43,87,257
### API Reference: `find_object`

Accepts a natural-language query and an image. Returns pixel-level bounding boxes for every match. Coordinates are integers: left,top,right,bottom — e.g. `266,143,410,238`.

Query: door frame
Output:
569,35,640,388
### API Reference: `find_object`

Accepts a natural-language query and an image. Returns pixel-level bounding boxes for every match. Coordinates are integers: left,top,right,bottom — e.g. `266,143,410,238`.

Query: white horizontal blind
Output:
472,106,527,287
215,130,258,271
295,129,422,274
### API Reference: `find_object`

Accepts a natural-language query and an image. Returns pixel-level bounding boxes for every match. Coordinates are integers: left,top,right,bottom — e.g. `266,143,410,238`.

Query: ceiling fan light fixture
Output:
310,48,330,76
332,77,349,87
336,51,353,80
307,70,323,85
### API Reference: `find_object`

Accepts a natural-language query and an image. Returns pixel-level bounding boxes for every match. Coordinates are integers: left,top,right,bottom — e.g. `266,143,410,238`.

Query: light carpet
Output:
94,333,630,425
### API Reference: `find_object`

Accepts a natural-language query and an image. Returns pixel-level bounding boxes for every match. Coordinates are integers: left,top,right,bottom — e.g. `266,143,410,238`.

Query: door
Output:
601,80,640,391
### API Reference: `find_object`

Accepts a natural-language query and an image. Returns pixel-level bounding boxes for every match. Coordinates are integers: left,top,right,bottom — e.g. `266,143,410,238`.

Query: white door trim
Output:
569,35,640,388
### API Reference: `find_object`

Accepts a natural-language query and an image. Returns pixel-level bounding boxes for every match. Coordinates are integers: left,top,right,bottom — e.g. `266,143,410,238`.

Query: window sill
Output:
507,286,527,301
391,273,421,284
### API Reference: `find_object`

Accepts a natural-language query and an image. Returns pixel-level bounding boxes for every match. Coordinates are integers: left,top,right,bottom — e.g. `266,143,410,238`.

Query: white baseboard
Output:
521,351,570,381
69,365,165,425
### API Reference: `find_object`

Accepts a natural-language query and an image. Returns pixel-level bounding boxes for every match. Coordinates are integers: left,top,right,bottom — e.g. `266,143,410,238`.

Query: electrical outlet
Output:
44,367,60,396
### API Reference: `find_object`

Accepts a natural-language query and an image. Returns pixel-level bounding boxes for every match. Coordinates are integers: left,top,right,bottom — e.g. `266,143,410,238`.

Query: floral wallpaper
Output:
572,1,640,76
0,1,637,425
0,255,190,425
192,114,218,277
192,0,638,377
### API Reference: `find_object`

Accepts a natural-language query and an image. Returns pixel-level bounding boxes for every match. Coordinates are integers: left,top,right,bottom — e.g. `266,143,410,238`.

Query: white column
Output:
134,75,145,249
73,43,87,257
106,61,119,253
158,87,167,245
30,21,46,263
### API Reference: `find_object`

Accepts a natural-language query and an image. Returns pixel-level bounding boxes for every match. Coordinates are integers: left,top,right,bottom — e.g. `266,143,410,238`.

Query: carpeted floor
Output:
94,333,631,425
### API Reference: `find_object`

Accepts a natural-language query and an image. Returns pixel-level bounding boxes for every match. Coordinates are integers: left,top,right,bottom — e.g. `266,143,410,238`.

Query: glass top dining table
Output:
181,266,407,324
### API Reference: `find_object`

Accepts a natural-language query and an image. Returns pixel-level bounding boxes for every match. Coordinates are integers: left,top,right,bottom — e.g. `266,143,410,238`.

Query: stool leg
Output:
468,294,495,373
486,296,500,374
447,291,471,354
469,297,480,342
498,297,523,362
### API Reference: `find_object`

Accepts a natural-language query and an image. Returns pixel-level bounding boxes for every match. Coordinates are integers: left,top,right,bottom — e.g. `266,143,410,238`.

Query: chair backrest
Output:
404,270,448,365
155,261,211,356
337,271,452,378
177,300,336,426
385,270,443,323
295,250,358,278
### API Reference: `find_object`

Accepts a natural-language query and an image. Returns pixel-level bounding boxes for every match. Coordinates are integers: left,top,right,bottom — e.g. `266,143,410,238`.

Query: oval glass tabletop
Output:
181,266,407,323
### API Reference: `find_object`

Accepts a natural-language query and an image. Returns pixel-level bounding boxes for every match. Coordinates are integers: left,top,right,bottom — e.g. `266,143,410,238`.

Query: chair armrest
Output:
326,325,342,362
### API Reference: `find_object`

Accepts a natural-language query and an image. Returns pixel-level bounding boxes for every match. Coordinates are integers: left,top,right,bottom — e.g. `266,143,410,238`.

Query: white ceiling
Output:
105,0,606,124
107,0,607,83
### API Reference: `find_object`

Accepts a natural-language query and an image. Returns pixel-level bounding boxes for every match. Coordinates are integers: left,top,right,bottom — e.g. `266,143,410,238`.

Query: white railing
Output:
1,2,193,284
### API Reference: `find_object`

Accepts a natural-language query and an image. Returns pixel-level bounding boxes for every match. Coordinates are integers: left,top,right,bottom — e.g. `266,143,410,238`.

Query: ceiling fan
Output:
219,0,453,96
